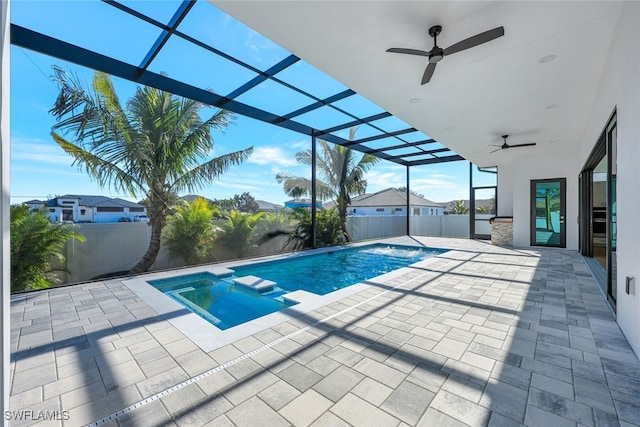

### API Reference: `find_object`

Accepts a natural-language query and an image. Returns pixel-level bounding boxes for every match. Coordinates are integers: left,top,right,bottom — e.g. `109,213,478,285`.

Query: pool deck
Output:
9,236,640,426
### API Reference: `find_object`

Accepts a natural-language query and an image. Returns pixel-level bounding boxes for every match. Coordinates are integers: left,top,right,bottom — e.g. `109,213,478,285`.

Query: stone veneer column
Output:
491,218,513,246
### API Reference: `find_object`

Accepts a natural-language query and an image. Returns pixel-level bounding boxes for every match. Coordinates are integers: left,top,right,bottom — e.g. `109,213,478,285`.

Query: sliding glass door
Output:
579,111,617,309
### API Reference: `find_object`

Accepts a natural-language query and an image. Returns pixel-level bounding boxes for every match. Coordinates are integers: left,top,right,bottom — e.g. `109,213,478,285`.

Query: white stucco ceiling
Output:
211,1,622,167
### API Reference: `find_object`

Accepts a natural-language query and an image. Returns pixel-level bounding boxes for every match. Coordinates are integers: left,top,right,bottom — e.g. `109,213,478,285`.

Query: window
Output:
413,208,420,215
129,207,145,212
376,208,384,212
49,208,55,212
394,208,403,212
61,201,74,204
80,209,86,215
96,207,124,212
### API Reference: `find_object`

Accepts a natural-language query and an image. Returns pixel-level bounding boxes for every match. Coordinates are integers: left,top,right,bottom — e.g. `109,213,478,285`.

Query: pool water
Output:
233,244,444,295
149,273,296,330
149,244,443,330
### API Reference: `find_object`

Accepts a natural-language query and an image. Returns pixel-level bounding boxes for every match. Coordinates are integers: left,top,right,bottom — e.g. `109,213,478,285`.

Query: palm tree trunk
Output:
129,219,163,273
337,203,352,242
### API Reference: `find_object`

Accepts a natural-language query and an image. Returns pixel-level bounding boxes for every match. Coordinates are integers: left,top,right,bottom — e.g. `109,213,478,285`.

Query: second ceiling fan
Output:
491,134,537,153
387,25,505,85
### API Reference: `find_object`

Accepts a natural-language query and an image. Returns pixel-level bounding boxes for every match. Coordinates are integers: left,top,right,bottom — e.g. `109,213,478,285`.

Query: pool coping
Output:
123,240,450,352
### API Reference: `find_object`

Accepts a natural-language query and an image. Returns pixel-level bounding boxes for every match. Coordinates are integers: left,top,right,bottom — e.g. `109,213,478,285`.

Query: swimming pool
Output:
148,243,444,330
233,243,444,295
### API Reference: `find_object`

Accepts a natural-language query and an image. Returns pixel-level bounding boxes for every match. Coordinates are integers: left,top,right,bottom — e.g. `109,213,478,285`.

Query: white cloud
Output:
289,140,309,150
11,137,75,165
248,146,297,167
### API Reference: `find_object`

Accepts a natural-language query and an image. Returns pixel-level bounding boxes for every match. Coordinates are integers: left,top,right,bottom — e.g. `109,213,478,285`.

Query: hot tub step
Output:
232,275,276,292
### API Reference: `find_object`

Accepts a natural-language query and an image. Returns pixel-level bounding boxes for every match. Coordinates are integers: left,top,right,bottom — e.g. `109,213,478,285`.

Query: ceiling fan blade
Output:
421,62,437,85
509,143,537,148
490,148,503,153
489,144,503,147
443,26,505,56
386,48,430,57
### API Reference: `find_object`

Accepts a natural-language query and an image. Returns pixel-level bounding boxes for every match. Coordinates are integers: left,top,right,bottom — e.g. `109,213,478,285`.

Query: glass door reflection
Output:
531,178,566,247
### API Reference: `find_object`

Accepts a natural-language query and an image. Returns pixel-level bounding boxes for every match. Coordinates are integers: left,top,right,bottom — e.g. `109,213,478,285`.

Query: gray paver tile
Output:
279,389,333,427
66,384,141,427
313,365,364,402
202,415,235,427
417,407,467,427
430,389,492,425
528,388,593,425
11,363,57,395
331,393,400,427
116,399,176,427
480,379,528,423
309,411,351,427
224,370,279,406
227,396,289,427
381,380,435,425
351,377,394,406
488,411,525,427
353,357,406,388
531,372,574,400
225,357,262,380
161,383,206,415
99,356,146,392
172,394,233,426
258,380,301,411
615,400,640,426
574,375,616,413
442,374,486,404
277,362,323,392
524,404,576,427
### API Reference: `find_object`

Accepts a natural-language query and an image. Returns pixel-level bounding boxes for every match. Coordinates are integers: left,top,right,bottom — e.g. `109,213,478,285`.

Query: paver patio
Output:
9,237,640,426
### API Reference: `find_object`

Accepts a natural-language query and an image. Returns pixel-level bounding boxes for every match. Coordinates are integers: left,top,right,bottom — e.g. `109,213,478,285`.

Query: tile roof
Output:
54,195,146,209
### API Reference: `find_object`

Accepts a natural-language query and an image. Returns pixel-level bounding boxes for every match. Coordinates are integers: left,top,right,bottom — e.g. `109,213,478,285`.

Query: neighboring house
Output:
284,198,323,210
25,195,147,223
256,200,285,214
347,188,445,216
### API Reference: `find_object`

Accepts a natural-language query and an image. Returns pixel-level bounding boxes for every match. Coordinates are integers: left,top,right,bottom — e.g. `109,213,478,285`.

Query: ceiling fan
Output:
386,25,504,85
490,134,536,153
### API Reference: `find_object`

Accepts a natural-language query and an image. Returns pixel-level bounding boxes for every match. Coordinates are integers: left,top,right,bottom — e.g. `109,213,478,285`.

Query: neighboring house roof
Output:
256,200,284,210
45,195,146,209
24,199,44,204
349,188,444,208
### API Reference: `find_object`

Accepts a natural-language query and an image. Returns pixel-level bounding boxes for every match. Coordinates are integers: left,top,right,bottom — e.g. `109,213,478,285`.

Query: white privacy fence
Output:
55,215,474,285
346,215,471,241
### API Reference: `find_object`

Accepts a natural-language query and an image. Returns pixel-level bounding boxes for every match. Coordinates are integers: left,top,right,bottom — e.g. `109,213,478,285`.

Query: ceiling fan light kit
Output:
387,24,505,85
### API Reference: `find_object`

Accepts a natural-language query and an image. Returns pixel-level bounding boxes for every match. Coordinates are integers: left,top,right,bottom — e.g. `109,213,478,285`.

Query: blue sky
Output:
10,1,494,206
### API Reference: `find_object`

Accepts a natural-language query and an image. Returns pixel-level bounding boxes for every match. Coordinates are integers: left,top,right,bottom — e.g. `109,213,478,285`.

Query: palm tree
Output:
10,205,85,292
276,127,379,241
216,210,264,259
450,200,469,214
49,67,252,273
164,198,219,265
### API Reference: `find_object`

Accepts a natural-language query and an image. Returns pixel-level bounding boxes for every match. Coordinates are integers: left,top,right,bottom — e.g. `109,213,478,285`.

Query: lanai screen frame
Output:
9,0,466,246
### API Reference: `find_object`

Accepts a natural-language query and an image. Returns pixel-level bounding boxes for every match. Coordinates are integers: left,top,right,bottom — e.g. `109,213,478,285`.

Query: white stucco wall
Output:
497,145,579,250
577,1,640,357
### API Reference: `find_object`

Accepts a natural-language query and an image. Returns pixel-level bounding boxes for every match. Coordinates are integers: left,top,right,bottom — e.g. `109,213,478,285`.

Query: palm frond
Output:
171,147,253,193
52,132,142,197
